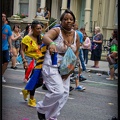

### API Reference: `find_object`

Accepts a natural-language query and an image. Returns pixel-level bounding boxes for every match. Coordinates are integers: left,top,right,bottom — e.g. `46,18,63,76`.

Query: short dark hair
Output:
60,9,76,23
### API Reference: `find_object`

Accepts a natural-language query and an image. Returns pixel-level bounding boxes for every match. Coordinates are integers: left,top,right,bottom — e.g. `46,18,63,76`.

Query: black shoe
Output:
79,76,87,82
11,66,18,69
37,112,46,120
42,84,48,90
111,116,118,120
69,86,74,92
70,79,75,84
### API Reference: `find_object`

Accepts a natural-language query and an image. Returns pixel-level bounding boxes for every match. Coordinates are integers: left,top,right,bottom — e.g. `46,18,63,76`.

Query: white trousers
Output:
36,64,70,120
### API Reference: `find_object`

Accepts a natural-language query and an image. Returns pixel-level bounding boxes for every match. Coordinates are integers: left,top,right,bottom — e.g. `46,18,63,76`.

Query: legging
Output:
30,77,43,96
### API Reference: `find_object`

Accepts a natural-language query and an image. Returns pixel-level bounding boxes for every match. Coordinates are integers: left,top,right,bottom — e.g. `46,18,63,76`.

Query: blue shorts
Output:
114,64,118,70
25,56,36,65
2,50,10,64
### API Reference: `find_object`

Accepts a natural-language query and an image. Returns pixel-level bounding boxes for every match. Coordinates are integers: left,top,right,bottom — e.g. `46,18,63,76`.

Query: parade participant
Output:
36,9,80,120
2,13,12,83
21,20,46,107
74,24,87,81
11,24,22,69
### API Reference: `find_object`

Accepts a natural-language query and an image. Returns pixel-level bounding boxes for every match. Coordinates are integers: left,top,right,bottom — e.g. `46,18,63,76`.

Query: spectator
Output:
2,13,12,83
24,24,32,36
36,9,80,120
90,26,103,68
44,7,50,19
106,29,118,80
35,7,44,18
79,27,87,71
11,24,22,69
82,33,91,65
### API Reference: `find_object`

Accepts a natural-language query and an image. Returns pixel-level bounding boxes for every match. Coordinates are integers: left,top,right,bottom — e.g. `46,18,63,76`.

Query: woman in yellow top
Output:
20,20,46,107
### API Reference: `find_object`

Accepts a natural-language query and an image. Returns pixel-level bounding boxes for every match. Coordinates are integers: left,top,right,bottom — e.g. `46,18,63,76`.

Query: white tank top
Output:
43,27,77,67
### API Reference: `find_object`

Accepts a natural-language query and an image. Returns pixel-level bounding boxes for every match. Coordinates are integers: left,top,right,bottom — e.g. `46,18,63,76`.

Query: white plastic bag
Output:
59,47,77,75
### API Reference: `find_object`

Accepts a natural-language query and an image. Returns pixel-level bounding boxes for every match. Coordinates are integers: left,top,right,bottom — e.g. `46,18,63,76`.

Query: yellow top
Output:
21,35,46,69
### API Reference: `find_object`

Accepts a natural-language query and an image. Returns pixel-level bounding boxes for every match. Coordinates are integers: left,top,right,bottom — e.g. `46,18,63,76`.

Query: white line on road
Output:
2,85,75,100
7,68,25,72
84,80,117,87
7,68,117,87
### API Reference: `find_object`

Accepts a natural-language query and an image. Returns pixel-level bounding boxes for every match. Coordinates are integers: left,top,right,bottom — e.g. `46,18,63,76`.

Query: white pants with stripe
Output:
36,64,70,120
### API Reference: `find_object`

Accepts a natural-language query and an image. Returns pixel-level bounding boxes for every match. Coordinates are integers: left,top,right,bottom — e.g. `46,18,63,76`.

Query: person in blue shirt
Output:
2,13,12,83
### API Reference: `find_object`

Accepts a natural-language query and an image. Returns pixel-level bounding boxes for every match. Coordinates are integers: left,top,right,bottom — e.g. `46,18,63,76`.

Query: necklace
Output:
61,25,72,33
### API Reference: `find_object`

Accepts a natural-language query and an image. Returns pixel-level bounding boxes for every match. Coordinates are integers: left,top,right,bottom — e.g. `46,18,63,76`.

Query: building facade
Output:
3,0,118,40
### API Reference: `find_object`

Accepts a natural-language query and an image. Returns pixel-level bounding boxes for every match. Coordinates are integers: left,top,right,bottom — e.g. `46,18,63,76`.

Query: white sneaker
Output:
2,76,6,83
16,61,20,65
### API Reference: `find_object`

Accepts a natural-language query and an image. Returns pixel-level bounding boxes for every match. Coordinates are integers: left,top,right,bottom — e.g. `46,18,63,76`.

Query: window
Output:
36,0,41,11
19,0,29,15
114,0,118,26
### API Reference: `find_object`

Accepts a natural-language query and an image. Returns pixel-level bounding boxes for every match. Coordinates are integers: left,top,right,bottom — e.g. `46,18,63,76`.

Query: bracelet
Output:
50,42,56,45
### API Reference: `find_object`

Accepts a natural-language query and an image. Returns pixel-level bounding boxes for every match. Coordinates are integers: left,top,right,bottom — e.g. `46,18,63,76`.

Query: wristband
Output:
50,42,56,45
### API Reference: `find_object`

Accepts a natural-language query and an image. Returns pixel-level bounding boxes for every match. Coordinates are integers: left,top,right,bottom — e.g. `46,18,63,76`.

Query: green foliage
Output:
16,13,28,18
48,17,57,29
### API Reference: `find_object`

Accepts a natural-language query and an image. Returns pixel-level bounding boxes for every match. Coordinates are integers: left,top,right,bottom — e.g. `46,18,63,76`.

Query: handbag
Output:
107,54,116,65
58,47,77,75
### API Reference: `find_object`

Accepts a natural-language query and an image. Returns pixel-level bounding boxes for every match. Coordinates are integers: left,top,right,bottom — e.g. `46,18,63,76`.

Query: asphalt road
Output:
2,68,118,120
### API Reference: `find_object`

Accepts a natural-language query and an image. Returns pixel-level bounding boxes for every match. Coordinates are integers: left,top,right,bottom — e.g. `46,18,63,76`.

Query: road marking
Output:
84,80,117,87
7,68,117,87
2,85,75,100
7,68,25,72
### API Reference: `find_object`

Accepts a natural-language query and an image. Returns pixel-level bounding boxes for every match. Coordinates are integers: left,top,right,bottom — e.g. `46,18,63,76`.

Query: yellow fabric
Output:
21,35,47,69
21,35,43,60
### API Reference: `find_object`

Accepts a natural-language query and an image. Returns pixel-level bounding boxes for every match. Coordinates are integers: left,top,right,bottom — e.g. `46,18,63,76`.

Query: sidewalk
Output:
8,60,117,75
86,60,118,75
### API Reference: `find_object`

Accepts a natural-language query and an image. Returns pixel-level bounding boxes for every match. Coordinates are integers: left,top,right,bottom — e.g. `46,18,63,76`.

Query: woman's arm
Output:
75,33,80,58
11,32,21,41
93,39,102,43
83,37,91,47
93,34,103,44
20,43,28,69
42,28,59,54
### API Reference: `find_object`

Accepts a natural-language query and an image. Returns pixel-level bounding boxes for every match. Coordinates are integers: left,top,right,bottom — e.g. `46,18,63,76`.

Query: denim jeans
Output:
83,49,89,64
79,48,86,71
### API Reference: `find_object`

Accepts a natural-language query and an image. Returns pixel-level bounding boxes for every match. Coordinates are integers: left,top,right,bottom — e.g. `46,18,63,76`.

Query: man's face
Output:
2,14,6,23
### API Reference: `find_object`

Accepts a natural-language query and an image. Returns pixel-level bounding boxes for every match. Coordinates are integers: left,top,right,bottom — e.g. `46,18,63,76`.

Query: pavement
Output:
8,59,118,76
86,60,109,75
86,60,118,75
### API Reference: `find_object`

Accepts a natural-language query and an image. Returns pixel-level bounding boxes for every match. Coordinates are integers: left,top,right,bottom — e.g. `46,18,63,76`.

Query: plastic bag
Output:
59,47,77,75
16,55,23,64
